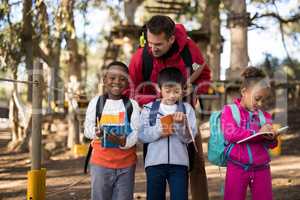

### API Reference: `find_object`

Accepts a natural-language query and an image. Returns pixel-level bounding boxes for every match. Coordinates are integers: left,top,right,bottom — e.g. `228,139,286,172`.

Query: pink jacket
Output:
221,99,278,167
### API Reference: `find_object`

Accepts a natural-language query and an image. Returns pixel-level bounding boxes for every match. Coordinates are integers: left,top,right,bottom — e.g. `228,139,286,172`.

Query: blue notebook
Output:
101,113,132,148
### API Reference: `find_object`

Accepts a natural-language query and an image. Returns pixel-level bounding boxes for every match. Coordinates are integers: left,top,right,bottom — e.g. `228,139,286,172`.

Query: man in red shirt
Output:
129,15,210,200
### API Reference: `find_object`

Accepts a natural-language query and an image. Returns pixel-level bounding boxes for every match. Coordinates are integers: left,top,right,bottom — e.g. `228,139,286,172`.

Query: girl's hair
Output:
241,67,268,89
105,61,129,74
157,67,186,87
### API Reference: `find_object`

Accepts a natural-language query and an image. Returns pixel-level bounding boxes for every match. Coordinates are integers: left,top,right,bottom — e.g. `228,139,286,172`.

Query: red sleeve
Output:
128,48,156,106
187,40,211,94
128,49,143,90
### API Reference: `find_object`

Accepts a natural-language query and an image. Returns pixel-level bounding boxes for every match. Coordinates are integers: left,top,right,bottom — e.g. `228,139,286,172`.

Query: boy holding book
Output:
84,61,140,200
139,67,197,200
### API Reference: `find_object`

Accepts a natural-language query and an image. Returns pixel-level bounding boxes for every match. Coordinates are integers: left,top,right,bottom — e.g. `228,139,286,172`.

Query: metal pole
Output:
31,60,43,170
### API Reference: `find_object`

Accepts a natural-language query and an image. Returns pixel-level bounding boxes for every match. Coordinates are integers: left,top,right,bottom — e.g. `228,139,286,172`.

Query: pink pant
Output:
224,162,273,200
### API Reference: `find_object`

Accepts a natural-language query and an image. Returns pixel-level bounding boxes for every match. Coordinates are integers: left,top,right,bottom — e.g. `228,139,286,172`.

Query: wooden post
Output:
31,59,43,169
27,59,46,200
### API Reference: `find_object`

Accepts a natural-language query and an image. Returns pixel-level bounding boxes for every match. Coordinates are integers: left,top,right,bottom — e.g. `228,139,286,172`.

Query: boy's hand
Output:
161,131,173,138
106,133,126,147
173,112,186,124
95,127,104,138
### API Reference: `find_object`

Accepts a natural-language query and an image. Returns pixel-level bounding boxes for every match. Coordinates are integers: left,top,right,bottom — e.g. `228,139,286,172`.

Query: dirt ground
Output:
0,124,300,200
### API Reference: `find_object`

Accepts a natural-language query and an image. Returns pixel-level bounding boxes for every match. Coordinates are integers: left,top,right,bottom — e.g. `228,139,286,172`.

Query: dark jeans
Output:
145,164,188,200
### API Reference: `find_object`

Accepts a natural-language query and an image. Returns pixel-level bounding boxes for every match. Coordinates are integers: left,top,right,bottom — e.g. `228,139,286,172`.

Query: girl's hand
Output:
173,112,186,124
262,133,276,140
106,133,126,147
260,124,277,140
259,124,273,133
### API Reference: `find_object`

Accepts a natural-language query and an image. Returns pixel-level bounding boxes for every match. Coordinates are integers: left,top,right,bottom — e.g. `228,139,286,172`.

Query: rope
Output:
0,77,89,98
0,78,35,84
45,175,89,198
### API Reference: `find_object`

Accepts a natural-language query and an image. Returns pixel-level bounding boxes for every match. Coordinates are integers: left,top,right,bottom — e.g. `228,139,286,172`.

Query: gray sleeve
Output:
138,104,162,143
174,103,198,143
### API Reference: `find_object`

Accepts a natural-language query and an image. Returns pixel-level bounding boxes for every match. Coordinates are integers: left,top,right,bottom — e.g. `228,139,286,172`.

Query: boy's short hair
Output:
157,67,186,87
105,61,129,74
146,15,175,39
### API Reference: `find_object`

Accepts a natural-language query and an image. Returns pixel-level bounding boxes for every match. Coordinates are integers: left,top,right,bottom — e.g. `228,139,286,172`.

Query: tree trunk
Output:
67,109,80,148
64,0,82,81
36,0,62,106
63,0,82,148
207,0,221,81
225,0,249,79
124,0,144,25
8,67,32,152
11,69,19,144
22,0,33,102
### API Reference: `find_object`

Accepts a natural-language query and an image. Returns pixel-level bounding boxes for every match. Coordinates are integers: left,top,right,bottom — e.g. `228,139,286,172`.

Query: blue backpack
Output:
208,104,266,167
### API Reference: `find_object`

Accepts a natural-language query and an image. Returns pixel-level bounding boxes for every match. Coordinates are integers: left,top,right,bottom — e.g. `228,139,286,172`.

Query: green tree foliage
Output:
0,1,22,72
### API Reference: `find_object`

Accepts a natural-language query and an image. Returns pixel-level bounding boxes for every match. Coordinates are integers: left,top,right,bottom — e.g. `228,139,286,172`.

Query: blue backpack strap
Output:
258,110,266,126
227,104,252,170
176,101,186,113
149,100,161,126
228,104,241,126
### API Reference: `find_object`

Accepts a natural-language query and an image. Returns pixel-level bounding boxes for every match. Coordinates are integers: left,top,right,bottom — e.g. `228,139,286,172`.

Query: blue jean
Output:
90,164,136,200
145,164,188,200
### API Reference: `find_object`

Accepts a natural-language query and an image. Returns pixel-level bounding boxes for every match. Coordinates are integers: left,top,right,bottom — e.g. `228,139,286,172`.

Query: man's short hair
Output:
157,67,186,87
146,15,175,39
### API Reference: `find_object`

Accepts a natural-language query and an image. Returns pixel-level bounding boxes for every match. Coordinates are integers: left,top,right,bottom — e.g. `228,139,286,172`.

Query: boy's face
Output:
160,83,183,105
103,65,128,99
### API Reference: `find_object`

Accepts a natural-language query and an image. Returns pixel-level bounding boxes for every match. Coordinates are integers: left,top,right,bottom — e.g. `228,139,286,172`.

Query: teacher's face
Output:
147,30,175,58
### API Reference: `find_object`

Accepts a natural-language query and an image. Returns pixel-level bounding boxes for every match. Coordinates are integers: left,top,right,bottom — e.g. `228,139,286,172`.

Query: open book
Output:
101,125,132,148
159,113,198,152
237,126,288,144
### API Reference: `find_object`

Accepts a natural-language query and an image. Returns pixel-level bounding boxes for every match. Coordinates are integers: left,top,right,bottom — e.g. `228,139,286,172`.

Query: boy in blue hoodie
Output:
139,67,197,200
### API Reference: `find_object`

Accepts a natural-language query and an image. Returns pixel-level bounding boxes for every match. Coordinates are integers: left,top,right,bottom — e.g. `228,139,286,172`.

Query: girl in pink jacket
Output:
221,67,278,200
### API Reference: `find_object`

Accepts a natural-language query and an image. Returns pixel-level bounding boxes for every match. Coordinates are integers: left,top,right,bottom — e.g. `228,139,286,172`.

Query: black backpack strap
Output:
96,94,108,123
121,96,133,123
142,44,153,81
84,95,107,174
84,144,93,174
180,43,193,73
